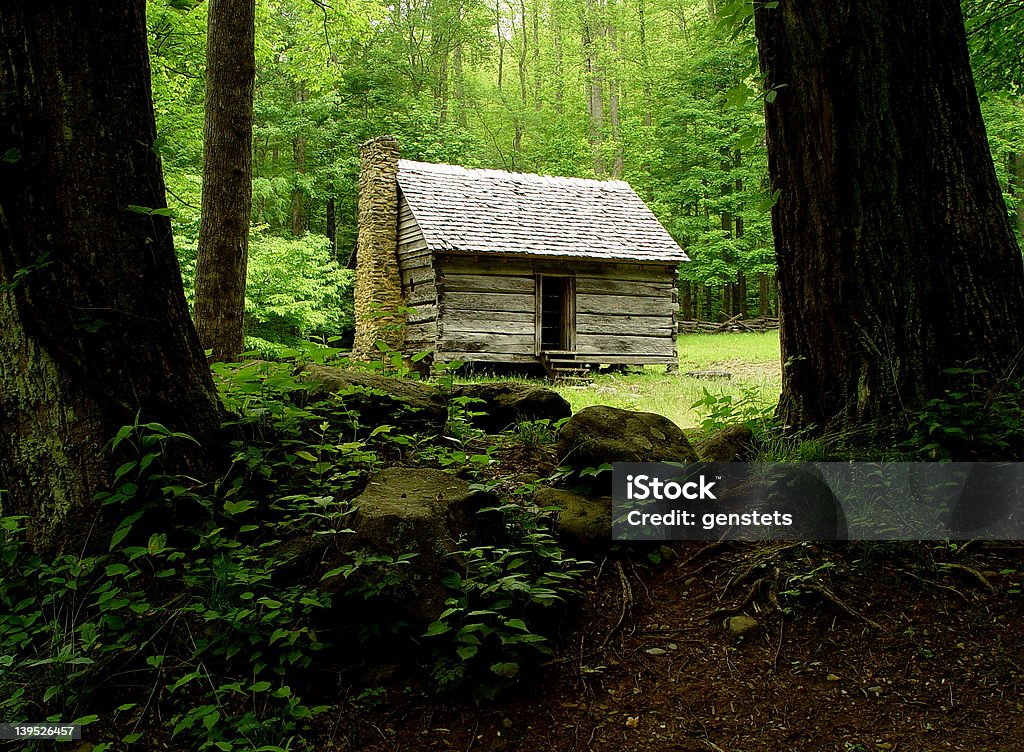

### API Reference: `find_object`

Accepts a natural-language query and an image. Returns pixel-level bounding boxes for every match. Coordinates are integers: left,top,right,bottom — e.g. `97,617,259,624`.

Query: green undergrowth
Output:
0,349,589,750
10,339,1009,749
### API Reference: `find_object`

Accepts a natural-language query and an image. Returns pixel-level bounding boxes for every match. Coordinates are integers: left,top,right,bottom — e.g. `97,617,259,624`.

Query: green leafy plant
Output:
423,502,589,701
904,367,1024,460
509,418,564,448
691,385,777,434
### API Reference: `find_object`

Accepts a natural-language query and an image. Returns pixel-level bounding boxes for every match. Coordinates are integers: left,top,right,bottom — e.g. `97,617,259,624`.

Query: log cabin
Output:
351,136,689,377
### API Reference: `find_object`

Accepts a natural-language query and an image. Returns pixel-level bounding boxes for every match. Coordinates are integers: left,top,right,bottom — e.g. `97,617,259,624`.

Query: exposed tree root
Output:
805,582,882,630
899,568,969,602
707,576,771,620
938,562,996,593
601,560,633,648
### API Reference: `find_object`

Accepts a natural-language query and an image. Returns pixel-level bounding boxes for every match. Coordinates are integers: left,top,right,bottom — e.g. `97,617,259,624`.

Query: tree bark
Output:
193,0,255,362
607,0,624,177
737,270,747,318
638,0,653,127
553,15,565,114
755,0,1024,433
0,1,222,551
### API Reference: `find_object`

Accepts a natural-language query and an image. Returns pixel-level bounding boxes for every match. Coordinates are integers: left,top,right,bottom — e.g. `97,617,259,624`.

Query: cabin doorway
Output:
537,275,576,353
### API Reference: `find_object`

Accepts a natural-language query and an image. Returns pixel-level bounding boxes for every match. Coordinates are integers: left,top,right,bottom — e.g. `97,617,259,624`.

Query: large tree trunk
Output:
755,0,1024,433
0,1,222,551
193,0,255,363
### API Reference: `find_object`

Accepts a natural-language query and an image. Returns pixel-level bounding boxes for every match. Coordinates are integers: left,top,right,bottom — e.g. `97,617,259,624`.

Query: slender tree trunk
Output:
514,0,529,162
759,272,770,317
0,1,222,551
496,3,505,93
582,0,606,176
553,16,565,114
638,0,653,127
326,196,337,259
682,280,692,320
737,270,747,318
755,0,1024,433
735,159,747,318
453,42,468,127
607,0,624,177
290,82,308,237
193,0,255,363
435,50,450,124
1010,151,1024,241
532,1,542,110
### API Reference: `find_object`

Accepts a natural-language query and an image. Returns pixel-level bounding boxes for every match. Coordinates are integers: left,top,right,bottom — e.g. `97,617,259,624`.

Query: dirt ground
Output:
328,541,1024,752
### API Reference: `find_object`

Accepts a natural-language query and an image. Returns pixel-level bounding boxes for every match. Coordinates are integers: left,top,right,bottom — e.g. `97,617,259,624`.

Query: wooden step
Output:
541,351,593,383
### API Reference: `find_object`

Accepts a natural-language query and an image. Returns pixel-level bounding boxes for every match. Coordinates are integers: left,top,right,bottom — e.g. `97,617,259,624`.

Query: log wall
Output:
432,254,678,364
397,195,438,355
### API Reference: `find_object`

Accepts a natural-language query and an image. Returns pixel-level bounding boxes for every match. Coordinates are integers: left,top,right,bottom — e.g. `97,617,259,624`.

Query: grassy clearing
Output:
557,331,781,428
460,331,781,429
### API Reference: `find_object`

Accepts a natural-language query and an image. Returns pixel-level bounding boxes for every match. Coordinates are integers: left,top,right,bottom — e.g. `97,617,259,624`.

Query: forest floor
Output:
332,540,1024,752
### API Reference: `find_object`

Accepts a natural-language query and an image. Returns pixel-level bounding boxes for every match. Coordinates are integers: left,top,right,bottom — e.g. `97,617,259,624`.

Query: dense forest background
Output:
148,0,1024,356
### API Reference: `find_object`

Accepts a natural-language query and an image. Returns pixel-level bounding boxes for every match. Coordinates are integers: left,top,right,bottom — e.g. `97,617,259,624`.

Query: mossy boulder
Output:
295,364,448,434
534,486,611,551
325,467,497,621
451,382,571,433
695,424,757,462
556,405,698,469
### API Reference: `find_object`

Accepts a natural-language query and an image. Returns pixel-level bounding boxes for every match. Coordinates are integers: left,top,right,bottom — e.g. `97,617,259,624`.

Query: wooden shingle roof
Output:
396,160,689,264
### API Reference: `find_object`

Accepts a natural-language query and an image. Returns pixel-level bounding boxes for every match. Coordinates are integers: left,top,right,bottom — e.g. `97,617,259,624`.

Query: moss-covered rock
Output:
295,364,448,434
555,405,698,469
695,424,757,462
534,486,611,551
328,467,495,620
451,382,571,433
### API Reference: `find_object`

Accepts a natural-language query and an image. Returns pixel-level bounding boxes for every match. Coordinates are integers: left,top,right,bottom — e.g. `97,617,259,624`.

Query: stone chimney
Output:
352,136,406,360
